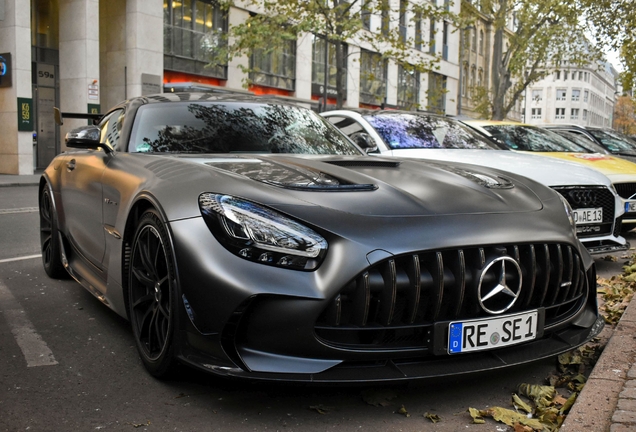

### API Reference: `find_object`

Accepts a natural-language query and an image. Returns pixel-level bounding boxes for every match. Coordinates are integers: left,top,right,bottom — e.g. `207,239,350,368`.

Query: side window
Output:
99,109,125,150
325,116,365,137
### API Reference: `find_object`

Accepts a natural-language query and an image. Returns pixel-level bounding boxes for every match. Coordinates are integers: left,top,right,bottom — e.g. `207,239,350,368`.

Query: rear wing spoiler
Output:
54,107,103,126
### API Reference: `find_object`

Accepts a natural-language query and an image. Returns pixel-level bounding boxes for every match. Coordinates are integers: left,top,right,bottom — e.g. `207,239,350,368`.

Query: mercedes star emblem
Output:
478,256,523,314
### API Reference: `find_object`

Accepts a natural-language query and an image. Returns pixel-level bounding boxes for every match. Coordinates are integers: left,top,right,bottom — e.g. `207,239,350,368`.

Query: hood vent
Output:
326,160,401,168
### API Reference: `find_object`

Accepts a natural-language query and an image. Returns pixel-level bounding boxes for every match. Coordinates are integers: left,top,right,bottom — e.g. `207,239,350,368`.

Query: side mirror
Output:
351,132,379,154
65,126,111,153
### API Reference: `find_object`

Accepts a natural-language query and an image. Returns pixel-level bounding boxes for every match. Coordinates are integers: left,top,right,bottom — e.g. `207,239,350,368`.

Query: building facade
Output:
523,61,619,127
0,0,460,175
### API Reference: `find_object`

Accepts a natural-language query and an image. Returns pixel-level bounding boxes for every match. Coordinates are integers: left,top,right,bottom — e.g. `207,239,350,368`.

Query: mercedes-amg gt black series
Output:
40,93,603,382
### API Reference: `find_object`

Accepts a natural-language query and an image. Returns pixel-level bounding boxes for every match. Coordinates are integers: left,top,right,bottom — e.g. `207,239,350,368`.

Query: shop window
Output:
359,50,387,105
250,40,296,91
397,65,419,110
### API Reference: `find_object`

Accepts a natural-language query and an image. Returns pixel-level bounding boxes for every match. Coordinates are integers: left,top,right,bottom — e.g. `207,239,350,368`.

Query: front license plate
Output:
573,207,602,225
448,310,539,354
626,201,636,213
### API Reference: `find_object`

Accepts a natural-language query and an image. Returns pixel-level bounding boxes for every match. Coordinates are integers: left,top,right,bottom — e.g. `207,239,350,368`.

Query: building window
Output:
532,89,542,102
399,0,408,43
359,50,387,105
250,40,296,90
397,65,419,110
572,89,580,102
555,108,565,119
429,20,436,54
427,72,447,113
556,89,567,101
311,36,347,96
571,108,579,120
461,64,468,97
555,71,560,80
564,71,568,80
578,71,583,80
361,0,371,30
442,21,449,60
414,12,423,50
531,108,542,119
471,28,477,52
584,90,589,102
477,68,483,87
470,65,476,97
163,0,228,78
478,29,484,55
583,109,588,120
381,0,390,36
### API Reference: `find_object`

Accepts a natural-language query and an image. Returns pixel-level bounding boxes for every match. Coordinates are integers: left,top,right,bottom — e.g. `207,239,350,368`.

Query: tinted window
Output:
364,114,499,150
129,102,361,155
482,125,590,152
588,129,636,153
99,109,125,150
553,130,606,153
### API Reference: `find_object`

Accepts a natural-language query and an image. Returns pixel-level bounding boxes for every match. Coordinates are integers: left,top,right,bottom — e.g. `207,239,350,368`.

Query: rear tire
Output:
39,186,68,279
128,210,177,378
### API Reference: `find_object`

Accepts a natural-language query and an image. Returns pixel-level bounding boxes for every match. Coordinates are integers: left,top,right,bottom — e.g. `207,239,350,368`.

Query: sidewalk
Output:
560,285,636,431
0,173,41,187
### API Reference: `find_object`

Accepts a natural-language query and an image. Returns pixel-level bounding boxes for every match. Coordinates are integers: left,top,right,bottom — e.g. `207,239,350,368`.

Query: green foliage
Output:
466,0,600,120
582,0,635,91
211,0,458,108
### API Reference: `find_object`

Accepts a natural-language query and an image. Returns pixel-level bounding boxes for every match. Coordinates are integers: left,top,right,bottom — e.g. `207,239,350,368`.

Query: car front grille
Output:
614,183,636,200
315,243,588,350
551,186,615,237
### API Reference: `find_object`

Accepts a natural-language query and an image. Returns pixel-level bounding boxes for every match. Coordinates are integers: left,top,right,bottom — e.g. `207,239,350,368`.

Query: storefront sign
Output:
17,98,34,131
142,74,162,95
311,83,340,98
0,53,12,88
36,63,56,87
87,104,101,125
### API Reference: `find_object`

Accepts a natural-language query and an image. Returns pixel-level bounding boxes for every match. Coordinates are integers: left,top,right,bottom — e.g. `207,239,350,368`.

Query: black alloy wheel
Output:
128,210,177,377
39,186,67,279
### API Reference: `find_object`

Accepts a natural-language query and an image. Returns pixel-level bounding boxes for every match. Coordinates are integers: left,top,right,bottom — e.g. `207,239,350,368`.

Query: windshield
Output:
481,125,590,152
588,129,636,153
553,130,606,153
129,102,361,155
364,113,500,150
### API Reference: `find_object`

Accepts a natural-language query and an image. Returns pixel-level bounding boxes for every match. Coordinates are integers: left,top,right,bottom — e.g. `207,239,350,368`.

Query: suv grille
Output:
316,243,588,349
552,186,614,237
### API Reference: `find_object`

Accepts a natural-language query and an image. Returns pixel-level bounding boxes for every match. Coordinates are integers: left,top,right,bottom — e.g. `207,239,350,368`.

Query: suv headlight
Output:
199,193,328,270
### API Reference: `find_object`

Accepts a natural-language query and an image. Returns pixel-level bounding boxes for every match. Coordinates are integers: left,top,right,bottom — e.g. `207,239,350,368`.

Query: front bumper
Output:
169,214,599,382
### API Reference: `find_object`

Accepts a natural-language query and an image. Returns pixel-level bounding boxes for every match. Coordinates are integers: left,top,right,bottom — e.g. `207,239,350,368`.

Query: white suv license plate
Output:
448,310,539,354
573,207,602,225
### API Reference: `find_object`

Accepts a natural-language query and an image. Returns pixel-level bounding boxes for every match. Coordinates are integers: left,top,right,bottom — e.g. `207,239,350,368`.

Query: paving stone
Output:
611,423,636,432
618,397,636,411
612,409,636,424
619,387,636,400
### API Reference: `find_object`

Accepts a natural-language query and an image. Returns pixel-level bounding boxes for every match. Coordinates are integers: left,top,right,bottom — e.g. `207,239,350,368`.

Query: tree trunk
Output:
335,41,346,109
490,0,512,120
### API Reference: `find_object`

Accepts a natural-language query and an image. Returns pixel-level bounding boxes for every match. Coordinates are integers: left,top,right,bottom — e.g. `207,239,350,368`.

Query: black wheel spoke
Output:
132,293,155,310
139,233,157,280
131,266,155,288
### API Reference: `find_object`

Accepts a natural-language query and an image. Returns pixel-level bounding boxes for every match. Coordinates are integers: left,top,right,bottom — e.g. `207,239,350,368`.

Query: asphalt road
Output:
0,185,629,431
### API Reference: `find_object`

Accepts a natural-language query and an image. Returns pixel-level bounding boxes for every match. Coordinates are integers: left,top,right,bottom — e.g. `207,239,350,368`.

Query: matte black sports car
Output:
40,93,603,382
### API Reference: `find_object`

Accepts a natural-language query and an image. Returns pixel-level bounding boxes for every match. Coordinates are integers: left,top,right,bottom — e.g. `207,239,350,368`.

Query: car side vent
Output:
326,160,401,168
315,243,588,349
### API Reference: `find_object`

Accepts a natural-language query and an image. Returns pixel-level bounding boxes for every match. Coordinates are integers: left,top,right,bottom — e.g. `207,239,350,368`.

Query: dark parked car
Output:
40,93,603,382
544,124,636,162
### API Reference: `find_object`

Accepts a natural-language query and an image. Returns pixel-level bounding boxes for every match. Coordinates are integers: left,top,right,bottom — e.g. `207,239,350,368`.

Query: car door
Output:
58,110,123,270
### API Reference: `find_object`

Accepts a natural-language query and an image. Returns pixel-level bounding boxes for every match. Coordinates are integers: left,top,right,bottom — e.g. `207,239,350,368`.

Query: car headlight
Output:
558,194,577,235
199,193,328,270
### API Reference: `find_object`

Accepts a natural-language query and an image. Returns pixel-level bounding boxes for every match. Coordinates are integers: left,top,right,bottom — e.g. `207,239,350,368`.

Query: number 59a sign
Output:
17,98,34,132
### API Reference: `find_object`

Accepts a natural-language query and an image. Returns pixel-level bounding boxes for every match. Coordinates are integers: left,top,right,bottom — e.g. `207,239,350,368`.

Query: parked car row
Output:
42,93,620,383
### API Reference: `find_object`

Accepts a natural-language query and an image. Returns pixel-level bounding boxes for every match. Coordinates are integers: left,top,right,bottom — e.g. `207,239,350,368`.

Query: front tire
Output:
128,210,177,377
39,186,67,279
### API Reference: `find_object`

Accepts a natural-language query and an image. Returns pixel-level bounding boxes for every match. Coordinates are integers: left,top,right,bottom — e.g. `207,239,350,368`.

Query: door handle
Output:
67,159,76,171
